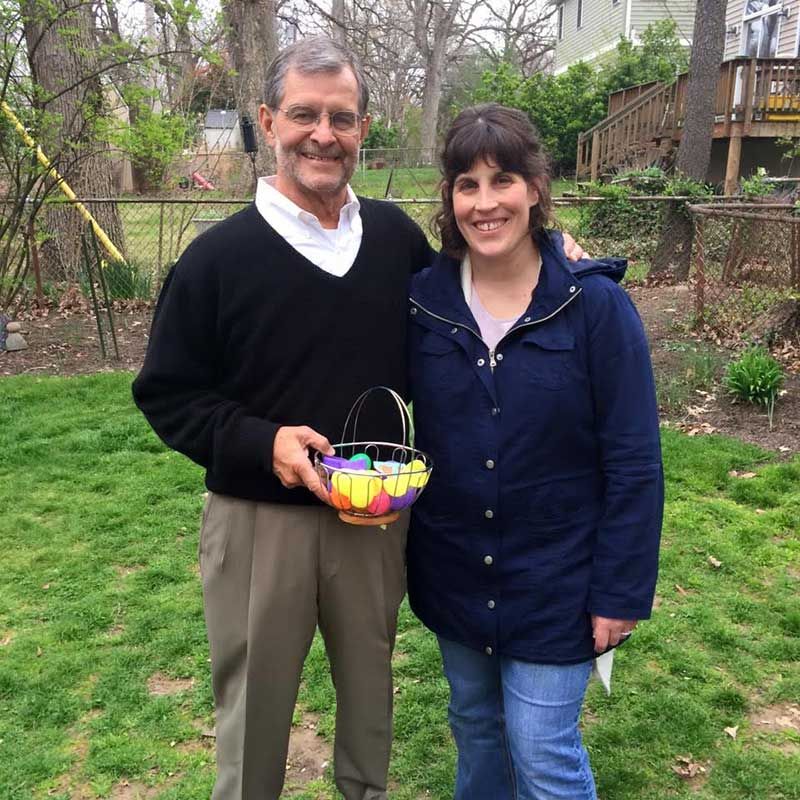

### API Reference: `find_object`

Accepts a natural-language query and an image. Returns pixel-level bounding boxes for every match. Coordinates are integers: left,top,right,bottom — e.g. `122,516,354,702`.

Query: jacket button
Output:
483,555,493,565
410,307,417,315
569,285,576,293
485,459,495,469
485,646,493,655
451,327,458,334
524,316,531,322
496,353,503,361
484,509,494,519
487,600,496,609
477,358,485,367
491,407,500,416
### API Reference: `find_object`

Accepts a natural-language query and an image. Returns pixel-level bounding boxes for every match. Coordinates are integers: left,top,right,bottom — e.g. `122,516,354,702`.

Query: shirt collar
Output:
256,176,360,229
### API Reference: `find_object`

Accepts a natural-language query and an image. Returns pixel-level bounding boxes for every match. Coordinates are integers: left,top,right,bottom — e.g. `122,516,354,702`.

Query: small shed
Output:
204,109,242,151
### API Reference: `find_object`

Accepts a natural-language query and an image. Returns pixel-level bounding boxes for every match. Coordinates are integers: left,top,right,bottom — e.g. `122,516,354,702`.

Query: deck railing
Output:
577,57,800,179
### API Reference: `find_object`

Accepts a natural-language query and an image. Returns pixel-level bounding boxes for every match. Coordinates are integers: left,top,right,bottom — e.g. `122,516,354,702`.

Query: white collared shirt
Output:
254,176,363,277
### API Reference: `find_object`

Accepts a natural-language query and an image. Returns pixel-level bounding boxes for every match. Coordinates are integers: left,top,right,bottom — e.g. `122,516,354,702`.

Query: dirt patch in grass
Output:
284,712,332,790
629,284,800,456
146,672,195,697
114,565,143,579
108,782,161,800
749,702,800,734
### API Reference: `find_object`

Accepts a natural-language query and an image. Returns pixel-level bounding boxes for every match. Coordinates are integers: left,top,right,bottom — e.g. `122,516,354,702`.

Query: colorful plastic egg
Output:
333,470,382,509
383,466,412,498
406,459,429,488
323,455,360,470
330,486,351,510
367,490,392,515
349,453,372,469
389,489,416,510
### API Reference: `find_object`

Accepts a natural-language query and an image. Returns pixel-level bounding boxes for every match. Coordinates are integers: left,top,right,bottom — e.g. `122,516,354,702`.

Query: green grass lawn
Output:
1,374,798,799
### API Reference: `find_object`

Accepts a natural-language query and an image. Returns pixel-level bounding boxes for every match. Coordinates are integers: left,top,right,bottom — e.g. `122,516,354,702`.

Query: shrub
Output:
81,259,152,302
577,182,661,240
740,167,773,200
724,346,784,429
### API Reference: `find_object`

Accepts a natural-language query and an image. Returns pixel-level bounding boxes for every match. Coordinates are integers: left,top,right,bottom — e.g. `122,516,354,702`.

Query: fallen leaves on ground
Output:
672,755,708,779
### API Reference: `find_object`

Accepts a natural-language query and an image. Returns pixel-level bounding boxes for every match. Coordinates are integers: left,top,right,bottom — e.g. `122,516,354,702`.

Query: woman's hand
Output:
562,231,589,261
591,615,638,653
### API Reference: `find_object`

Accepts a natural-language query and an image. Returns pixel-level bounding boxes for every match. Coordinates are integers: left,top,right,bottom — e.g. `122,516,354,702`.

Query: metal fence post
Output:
157,201,165,290
693,211,706,330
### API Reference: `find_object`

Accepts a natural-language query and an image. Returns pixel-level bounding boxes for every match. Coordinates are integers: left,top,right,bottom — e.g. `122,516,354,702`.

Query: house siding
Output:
724,0,747,59
554,0,627,72
629,0,697,42
778,0,799,56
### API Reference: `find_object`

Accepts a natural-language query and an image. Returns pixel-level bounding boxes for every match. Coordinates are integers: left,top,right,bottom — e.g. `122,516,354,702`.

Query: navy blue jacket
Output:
406,231,664,664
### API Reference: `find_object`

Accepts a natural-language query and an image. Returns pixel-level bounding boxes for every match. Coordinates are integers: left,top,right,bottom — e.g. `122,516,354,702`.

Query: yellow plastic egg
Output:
383,465,412,497
406,459,430,488
333,470,382,509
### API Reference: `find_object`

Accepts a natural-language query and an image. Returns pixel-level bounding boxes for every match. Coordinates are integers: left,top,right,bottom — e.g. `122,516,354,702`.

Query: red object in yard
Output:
191,171,215,190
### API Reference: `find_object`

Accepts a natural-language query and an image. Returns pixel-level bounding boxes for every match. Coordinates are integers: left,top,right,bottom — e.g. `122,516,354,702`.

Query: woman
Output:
406,104,663,799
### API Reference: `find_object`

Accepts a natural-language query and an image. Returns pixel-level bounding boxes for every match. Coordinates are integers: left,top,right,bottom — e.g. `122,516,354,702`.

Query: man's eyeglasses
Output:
276,105,363,135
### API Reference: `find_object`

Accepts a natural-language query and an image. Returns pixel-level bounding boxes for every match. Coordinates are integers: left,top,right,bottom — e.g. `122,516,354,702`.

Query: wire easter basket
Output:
315,386,433,526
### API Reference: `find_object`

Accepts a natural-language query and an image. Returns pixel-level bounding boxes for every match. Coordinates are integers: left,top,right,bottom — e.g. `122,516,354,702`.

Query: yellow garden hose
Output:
1,101,125,263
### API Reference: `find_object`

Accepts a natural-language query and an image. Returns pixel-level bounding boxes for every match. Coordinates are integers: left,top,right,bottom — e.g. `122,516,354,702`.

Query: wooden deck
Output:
577,58,800,192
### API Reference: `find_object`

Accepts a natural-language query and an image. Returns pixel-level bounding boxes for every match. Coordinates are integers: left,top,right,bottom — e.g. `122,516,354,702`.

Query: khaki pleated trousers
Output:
199,493,408,800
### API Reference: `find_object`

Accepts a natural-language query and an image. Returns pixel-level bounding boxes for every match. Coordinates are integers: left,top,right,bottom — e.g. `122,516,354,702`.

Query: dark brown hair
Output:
435,103,554,257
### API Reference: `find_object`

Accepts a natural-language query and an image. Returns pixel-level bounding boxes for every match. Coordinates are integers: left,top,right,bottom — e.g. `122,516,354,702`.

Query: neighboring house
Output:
203,109,242,151
553,0,696,73
572,0,800,187
556,0,799,74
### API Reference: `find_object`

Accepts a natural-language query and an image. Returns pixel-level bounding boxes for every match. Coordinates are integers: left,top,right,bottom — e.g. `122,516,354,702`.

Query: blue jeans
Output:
438,637,597,800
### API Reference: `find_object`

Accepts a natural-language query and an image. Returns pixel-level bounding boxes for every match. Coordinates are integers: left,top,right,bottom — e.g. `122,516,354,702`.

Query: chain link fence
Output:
8,195,798,367
15,195,743,305
689,203,800,340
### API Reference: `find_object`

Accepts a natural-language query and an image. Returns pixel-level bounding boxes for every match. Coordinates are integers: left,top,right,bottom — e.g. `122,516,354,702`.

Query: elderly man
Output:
133,36,583,800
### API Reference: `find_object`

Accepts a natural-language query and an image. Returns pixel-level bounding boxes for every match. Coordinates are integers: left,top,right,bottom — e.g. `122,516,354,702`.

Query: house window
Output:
577,0,583,28
742,0,781,57
558,4,564,39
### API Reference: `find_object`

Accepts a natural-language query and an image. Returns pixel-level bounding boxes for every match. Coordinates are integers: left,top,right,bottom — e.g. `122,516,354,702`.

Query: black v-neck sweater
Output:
132,200,434,504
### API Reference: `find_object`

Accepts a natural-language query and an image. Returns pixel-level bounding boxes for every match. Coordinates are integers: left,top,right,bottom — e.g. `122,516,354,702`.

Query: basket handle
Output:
340,386,414,447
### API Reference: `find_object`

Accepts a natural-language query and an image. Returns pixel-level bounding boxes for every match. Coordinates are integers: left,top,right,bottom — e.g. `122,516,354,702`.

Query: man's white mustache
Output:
298,147,345,158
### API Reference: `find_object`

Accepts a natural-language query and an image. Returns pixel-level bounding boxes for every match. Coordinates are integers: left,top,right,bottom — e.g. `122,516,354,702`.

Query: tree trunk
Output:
223,0,278,186
330,0,347,44
23,0,126,281
419,50,445,164
413,0,459,164
650,0,725,280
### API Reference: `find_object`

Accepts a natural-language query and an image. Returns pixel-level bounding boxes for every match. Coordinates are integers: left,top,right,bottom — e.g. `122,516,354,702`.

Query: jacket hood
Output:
549,229,627,283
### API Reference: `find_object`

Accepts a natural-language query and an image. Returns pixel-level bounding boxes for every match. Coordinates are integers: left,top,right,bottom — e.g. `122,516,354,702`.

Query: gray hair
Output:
264,36,370,115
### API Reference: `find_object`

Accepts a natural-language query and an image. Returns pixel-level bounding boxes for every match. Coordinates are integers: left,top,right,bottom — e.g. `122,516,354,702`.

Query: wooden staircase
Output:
577,57,800,184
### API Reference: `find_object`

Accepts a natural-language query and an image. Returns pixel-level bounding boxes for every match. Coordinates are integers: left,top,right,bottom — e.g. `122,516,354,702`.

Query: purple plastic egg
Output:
390,489,416,510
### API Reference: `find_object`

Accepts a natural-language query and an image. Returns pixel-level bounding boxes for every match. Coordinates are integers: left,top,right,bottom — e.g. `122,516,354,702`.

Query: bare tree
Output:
651,0,726,280
468,0,555,76
407,0,461,161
